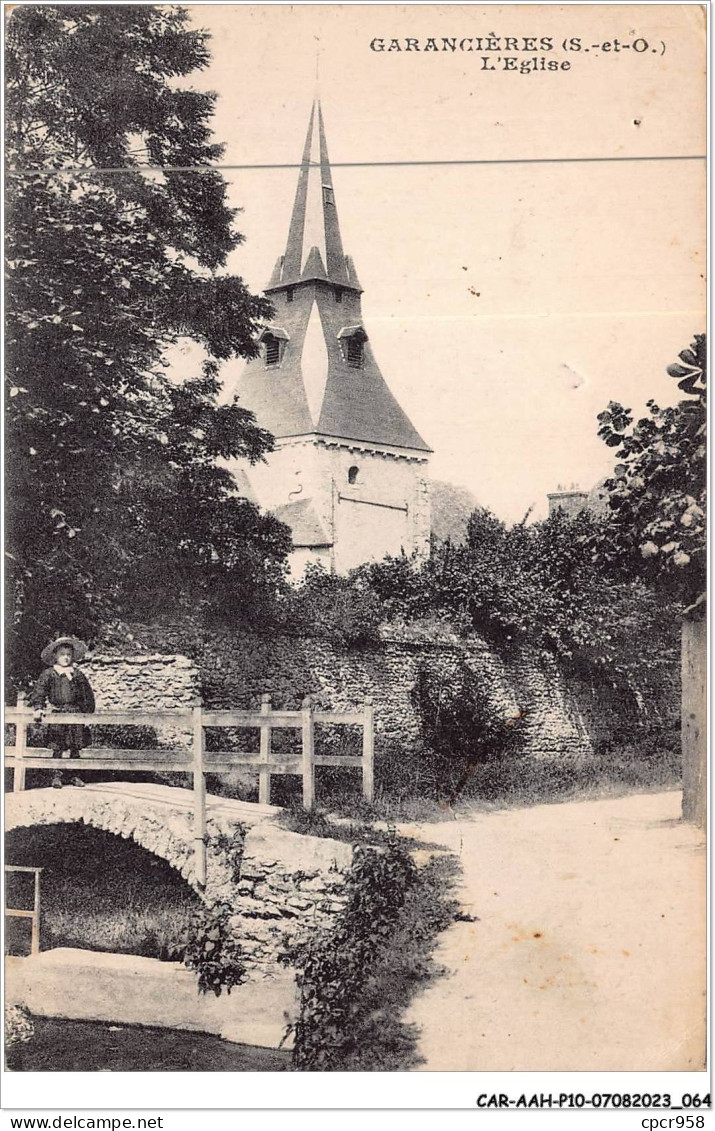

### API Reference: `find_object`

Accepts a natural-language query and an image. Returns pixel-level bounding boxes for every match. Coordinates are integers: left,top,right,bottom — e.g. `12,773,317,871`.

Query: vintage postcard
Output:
3,0,707,1116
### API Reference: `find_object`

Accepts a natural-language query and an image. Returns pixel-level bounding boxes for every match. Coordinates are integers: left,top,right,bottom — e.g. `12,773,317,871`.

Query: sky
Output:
175,3,706,523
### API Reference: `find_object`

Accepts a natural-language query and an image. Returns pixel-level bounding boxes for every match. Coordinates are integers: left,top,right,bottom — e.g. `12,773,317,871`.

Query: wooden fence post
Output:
14,693,28,793
362,696,374,803
301,696,315,810
192,704,207,889
681,614,707,827
31,867,42,955
259,694,272,805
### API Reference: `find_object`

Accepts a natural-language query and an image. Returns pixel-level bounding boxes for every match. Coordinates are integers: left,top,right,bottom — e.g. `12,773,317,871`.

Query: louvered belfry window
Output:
347,335,363,368
265,335,280,366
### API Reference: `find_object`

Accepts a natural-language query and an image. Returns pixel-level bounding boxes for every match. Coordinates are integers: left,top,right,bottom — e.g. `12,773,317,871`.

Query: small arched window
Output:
286,287,295,304
347,465,359,485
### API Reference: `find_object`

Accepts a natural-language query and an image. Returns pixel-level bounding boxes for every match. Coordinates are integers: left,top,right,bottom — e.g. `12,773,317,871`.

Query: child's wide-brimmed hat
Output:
41,635,88,666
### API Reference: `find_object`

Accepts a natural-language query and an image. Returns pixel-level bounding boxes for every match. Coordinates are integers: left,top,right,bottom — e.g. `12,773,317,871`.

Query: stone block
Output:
5,950,297,1050
235,898,283,920
244,826,353,875
299,877,328,892
286,897,312,911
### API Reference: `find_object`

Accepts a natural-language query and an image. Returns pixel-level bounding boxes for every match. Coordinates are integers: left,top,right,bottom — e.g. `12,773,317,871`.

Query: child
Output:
30,635,95,788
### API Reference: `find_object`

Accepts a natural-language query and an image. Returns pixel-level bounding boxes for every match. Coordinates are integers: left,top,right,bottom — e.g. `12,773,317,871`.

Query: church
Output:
230,102,432,576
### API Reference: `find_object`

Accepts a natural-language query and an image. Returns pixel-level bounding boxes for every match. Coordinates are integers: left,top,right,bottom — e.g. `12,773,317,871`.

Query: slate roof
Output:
232,101,431,455
272,498,333,547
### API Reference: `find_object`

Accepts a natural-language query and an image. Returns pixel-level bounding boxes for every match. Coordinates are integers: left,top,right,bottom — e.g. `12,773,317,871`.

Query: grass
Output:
5,824,201,960
276,803,445,851
286,740,683,824
447,743,682,813
5,1016,291,1072
179,736,683,825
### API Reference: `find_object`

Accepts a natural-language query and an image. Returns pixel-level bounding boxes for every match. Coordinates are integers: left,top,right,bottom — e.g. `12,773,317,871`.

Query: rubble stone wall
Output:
88,625,678,762
106,626,594,758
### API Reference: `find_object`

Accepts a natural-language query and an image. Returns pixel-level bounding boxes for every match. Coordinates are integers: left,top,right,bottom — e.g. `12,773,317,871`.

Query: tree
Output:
429,480,480,544
5,7,291,682
595,334,707,824
352,506,677,702
595,334,706,606
411,661,525,795
278,564,383,648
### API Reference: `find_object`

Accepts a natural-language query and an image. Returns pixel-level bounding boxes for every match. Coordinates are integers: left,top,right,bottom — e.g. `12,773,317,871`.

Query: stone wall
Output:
223,823,353,973
98,624,594,760
82,652,199,710
89,622,678,768
79,653,199,746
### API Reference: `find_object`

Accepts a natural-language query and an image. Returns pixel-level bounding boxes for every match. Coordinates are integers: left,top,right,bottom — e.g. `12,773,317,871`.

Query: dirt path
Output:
401,791,706,1072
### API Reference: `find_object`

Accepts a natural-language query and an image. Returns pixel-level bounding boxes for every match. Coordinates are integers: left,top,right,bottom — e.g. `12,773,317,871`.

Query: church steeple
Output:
267,101,360,293
231,100,432,574
237,100,430,454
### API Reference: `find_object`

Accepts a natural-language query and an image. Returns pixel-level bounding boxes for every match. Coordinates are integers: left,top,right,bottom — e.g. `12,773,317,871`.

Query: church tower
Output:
233,101,431,576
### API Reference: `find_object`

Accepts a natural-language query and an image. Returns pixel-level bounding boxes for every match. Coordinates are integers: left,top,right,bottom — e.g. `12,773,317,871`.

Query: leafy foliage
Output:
5,6,291,683
282,839,419,1069
5,1006,34,1049
430,479,480,544
183,900,247,997
283,841,461,1071
322,852,461,1071
594,334,706,605
210,827,246,885
277,563,383,647
354,508,677,686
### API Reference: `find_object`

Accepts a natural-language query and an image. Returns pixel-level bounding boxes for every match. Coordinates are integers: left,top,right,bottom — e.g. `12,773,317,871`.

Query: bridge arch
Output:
6,784,355,976
6,787,207,894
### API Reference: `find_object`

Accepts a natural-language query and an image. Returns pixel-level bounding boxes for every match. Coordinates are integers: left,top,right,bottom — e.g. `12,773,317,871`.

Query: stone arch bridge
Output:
6,781,354,975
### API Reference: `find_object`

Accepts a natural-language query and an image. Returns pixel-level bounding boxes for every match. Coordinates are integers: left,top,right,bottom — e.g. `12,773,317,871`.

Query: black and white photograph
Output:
3,0,707,1114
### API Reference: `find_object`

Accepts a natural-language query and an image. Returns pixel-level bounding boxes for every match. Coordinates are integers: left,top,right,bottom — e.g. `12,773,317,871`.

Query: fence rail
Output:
5,694,374,889
5,865,43,955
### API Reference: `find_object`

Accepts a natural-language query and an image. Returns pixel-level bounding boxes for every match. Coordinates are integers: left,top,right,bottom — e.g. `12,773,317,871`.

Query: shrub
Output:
278,564,383,647
411,661,525,795
210,827,246,885
5,1005,34,1049
282,840,460,1070
282,838,417,1069
88,724,160,749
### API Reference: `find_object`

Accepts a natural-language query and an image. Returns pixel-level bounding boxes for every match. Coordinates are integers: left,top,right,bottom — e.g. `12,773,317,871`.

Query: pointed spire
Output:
271,101,354,291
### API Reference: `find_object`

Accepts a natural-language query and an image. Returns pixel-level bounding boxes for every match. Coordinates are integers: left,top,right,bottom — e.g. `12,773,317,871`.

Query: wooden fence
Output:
5,865,43,955
4,694,374,888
